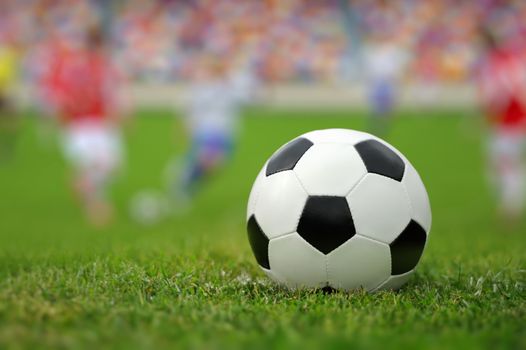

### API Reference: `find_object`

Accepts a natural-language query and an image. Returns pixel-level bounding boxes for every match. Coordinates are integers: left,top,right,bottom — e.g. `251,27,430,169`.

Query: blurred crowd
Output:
0,0,525,84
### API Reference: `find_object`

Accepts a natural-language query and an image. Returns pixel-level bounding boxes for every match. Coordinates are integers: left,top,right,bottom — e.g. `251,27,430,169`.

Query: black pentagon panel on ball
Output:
247,215,270,269
297,196,356,254
389,220,427,275
355,139,405,181
266,138,313,176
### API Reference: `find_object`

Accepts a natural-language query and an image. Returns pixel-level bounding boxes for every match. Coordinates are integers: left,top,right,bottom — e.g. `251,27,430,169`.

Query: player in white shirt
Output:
130,57,256,223
364,36,408,136
171,56,256,207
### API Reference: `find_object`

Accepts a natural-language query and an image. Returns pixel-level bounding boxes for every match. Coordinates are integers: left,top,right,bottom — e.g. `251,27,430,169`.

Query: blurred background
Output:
2,0,525,100
0,0,524,256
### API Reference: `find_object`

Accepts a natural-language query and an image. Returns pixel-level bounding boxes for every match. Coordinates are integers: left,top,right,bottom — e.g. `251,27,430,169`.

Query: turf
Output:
0,108,524,349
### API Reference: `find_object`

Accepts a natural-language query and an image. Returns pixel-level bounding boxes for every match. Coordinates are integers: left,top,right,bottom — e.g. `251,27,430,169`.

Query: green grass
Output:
0,108,524,349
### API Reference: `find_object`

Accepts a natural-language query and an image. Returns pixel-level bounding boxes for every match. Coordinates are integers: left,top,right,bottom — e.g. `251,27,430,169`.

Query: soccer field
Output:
0,108,524,349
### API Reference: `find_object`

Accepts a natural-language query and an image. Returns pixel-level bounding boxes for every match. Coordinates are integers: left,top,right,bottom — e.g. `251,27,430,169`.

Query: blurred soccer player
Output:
169,56,255,209
0,39,19,163
364,32,407,137
477,27,526,225
43,27,126,226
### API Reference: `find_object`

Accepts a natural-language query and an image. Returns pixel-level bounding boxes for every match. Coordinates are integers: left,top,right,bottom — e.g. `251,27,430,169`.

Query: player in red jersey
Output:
43,27,127,226
477,27,526,225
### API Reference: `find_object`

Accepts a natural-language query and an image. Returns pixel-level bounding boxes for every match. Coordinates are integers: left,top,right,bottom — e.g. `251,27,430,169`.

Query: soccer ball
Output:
246,129,431,291
129,190,170,226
